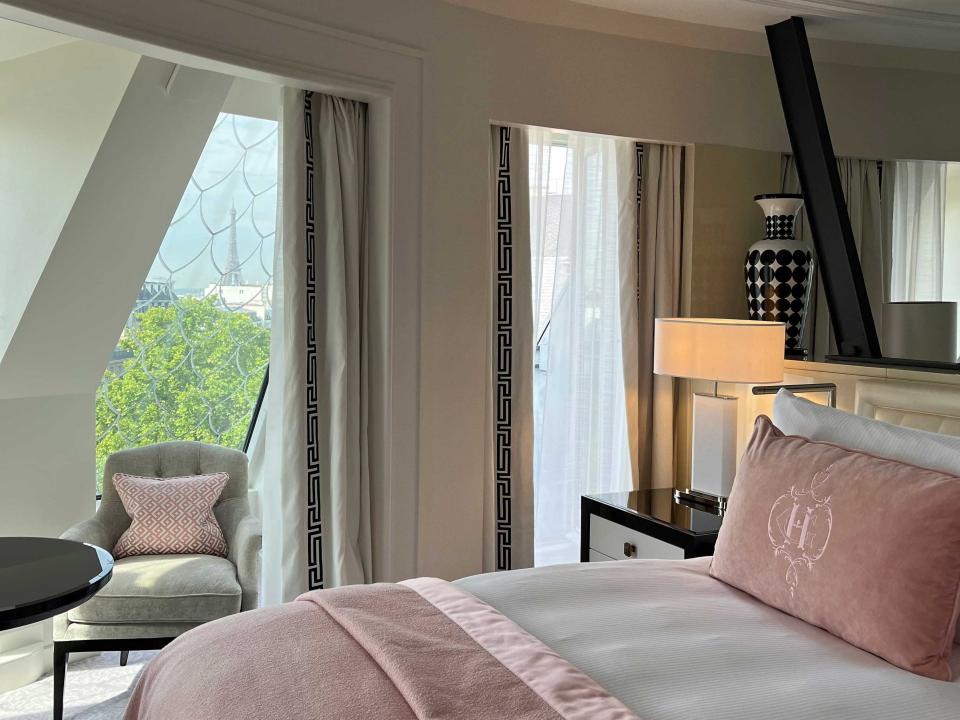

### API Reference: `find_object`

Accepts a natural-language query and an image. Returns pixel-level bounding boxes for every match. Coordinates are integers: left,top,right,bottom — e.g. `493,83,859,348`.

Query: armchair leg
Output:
119,650,129,667
53,642,68,720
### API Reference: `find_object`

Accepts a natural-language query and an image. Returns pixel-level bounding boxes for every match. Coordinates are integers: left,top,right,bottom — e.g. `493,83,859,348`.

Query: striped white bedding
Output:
455,557,960,720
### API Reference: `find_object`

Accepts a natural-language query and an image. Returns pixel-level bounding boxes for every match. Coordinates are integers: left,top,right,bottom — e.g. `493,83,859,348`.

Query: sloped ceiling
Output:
571,0,960,50
0,18,74,62
446,0,960,54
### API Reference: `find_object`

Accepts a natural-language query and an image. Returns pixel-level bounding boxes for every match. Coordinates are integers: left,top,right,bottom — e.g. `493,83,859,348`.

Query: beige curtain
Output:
621,143,685,490
781,156,884,360
260,89,372,602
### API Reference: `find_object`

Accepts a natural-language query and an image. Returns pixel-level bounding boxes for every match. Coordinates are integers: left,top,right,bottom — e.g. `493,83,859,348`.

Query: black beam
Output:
243,366,268,453
766,17,881,358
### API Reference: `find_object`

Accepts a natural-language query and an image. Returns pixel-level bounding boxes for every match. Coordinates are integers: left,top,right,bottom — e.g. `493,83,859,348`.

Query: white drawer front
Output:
589,514,684,561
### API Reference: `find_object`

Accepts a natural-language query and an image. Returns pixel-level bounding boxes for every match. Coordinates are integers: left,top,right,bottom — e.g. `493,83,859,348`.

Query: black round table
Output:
0,537,113,631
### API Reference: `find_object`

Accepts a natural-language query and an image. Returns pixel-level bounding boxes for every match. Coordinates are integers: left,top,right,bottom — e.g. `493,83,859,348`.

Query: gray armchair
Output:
53,442,261,720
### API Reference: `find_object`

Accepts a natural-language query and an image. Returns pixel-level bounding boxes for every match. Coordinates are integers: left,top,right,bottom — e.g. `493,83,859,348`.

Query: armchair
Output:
53,442,261,720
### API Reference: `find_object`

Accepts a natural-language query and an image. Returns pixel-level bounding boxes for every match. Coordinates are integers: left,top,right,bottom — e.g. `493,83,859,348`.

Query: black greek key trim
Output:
304,91,323,590
636,143,643,300
494,126,514,571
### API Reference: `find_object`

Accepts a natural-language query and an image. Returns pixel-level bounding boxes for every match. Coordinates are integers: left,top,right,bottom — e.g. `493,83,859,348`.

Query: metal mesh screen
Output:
95,113,278,489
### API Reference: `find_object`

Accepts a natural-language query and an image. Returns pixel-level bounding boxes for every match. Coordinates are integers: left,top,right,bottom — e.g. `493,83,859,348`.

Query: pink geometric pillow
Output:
710,416,960,681
112,473,229,559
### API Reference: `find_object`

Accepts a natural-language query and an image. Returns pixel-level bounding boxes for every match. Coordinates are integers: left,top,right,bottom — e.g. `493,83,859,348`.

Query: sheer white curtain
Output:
529,128,633,566
890,160,947,302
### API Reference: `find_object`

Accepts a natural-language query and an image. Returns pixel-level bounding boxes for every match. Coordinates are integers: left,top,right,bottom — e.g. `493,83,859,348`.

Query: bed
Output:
124,379,960,719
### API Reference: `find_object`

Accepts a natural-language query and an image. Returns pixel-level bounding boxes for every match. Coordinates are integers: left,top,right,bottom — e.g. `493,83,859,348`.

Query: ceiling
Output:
568,0,960,50
450,0,960,53
0,18,74,62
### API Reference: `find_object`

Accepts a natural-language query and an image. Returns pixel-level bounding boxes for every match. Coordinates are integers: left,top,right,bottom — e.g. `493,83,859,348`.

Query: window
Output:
95,113,278,492
529,128,633,566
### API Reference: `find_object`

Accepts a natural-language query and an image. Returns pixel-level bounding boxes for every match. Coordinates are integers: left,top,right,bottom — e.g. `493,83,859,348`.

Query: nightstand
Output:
580,489,722,562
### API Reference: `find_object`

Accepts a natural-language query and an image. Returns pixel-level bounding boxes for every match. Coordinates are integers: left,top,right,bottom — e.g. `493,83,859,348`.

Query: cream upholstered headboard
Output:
854,379,960,436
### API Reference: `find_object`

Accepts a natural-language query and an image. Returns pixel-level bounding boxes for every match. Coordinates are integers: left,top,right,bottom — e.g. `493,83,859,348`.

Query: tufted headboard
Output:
854,379,960,436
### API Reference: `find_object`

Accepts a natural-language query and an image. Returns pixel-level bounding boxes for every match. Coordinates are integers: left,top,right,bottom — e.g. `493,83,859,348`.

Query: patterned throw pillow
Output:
112,473,229,559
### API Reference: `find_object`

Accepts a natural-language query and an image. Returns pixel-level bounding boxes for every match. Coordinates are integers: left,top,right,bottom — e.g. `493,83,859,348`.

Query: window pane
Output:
95,113,277,493
529,129,633,567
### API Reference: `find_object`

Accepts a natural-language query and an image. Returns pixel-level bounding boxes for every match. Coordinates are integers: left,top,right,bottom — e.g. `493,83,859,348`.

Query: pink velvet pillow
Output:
710,416,960,681
112,473,229,560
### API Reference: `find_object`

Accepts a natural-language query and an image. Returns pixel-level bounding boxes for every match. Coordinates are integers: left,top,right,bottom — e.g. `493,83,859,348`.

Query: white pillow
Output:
773,388,960,645
772,388,960,477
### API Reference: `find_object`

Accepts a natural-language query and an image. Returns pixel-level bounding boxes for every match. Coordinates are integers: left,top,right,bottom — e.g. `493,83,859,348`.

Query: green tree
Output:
95,297,269,492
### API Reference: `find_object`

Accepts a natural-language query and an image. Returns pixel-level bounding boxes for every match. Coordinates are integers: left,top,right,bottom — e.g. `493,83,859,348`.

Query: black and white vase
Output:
744,194,814,356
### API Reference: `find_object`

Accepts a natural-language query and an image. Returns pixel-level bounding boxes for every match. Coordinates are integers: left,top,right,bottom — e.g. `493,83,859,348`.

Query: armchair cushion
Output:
68,554,241,625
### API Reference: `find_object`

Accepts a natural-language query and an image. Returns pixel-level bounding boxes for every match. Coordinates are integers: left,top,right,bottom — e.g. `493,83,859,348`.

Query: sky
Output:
146,113,278,290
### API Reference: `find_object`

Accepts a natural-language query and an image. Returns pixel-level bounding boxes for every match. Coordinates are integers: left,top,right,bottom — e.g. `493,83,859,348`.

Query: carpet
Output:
0,651,156,720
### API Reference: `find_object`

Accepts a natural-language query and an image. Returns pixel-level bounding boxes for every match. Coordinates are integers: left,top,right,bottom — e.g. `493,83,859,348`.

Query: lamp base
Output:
691,392,738,498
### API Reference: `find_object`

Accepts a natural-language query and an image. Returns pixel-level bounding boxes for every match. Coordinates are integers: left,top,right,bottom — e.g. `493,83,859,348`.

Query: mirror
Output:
783,159,960,364
766,16,960,371
677,142,960,368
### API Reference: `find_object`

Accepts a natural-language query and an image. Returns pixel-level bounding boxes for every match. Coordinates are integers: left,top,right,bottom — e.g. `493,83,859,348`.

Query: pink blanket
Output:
124,578,637,719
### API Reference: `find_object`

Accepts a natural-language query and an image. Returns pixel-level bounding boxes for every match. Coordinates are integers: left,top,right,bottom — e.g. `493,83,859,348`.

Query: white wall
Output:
3,0,960,582
0,394,94,536
0,41,137,358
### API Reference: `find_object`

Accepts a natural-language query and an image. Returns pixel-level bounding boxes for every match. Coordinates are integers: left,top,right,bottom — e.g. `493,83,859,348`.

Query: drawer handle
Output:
623,541,637,558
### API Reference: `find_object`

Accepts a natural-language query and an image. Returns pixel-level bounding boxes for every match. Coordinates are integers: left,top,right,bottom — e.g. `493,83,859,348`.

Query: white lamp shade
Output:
654,318,785,384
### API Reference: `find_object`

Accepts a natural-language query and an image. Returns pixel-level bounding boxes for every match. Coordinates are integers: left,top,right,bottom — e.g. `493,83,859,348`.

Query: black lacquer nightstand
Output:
580,489,722,562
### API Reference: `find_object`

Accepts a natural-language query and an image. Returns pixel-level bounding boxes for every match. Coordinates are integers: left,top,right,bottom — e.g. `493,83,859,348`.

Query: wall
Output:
0,395,94,537
0,41,137,358
4,0,960,582
686,144,782,320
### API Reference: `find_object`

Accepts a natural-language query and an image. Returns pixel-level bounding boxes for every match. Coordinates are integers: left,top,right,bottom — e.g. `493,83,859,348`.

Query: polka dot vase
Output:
744,194,814,356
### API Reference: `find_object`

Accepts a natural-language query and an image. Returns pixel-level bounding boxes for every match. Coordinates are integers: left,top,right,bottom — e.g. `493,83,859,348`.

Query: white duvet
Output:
455,557,960,720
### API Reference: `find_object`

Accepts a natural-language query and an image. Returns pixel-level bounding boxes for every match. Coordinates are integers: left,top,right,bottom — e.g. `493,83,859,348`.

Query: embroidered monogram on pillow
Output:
112,473,229,559
710,416,960,681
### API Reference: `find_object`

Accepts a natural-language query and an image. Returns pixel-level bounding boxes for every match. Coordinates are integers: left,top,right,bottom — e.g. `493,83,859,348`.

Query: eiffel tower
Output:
223,204,244,286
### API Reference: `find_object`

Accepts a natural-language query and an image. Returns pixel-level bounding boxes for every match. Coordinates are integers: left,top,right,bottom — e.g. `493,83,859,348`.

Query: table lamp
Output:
654,318,785,504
